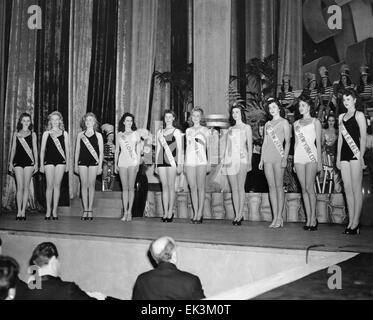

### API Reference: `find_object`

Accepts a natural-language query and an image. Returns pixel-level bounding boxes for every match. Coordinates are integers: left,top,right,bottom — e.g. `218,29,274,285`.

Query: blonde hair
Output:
188,106,206,127
47,111,64,131
80,112,99,131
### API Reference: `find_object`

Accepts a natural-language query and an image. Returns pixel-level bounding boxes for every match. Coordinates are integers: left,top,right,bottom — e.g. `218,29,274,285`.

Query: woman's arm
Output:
32,132,38,172
357,111,367,167
315,119,323,172
175,129,184,173
39,132,48,173
282,121,291,168
74,133,81,174
336,115,343,170
136,131,142,164
259,123,268,169
97,132,104,174
8,133,17,171
246,125,253,172
114,133,120,173
64,131,70,172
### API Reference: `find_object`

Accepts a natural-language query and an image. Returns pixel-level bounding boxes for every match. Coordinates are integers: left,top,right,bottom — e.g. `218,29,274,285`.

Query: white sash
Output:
159,130,177,167
339,120,360,159
188,130,205,164
121,133,137,161
294,121,317,163
49,131,66,161
17,133,34,164
81,133,99,164
266,123,284,158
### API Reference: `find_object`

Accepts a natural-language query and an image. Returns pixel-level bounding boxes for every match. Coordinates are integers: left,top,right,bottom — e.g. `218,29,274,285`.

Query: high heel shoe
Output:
195,217,203,224
273,218,284,228
45,216,51,221
81,211,88,221
303,225,310,231
348,224,360,235
166,214,174,223
52,216,58,221
235,216,244,226
309,219,318,231
87,211,93,221
161,216,167,222
16,216,21,221
343,226,351,234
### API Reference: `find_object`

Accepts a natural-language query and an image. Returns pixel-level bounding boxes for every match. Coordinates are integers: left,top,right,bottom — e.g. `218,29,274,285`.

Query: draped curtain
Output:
2,0,38,210
277,0,303,91
193,0,231,115
68,0,93,199
116,0,159,130
34,0,71,207
87,0,117,126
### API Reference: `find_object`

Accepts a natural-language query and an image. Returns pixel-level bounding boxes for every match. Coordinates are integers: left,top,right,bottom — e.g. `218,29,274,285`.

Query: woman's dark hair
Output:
29,242,59,267
16,113,33,132
162,109,179,129
295,94,316,120
341,88,358,100
265,98,285,119
324,114,338,130
339,75,352,88
229,104,247,125
358,74,372,90
80,112,99,131
0,256,20,300
281,81,293,92
319,77,332,88
118,113,137,132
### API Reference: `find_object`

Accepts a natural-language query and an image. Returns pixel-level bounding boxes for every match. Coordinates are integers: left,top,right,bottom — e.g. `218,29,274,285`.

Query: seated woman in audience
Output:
278,75,296,113
259,98,291,228
26,242,105,300
318,66,335,121
293,94,323,231
74,113,104,221
185,107,210,224
115,113,141,222
337,89,367,235
8,113,38,220
40,111,69,220
155,110,183,223
223,104,252,226
322,114,338,161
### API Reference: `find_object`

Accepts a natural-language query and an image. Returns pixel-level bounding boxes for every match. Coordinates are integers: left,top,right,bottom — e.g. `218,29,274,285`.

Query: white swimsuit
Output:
185,127,208,166
294,119,318,164
118,131,140,168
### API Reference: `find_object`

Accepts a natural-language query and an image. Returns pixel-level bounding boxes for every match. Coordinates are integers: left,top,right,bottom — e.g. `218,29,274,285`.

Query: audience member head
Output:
118,113,137,132
150,237,177,266
29,242,60,277
47,111,65,131
0,256,20,300
81,112,99,131
16,113,33,132
229,103,246,125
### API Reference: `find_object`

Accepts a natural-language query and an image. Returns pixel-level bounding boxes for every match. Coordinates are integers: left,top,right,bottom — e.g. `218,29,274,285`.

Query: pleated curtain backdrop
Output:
68,0,93,199
193,0,232,116
277,0,303,91
2,0,38,210
116,0,159,130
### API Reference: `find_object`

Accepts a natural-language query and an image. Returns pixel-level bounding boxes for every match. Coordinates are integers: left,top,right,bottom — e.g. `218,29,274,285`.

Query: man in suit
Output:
24,242,105,300
132,236,205,300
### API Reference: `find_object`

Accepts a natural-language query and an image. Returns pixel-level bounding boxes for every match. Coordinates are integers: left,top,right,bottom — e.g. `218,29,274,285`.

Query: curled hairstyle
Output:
80,112,99,131
29,242,59,267
324,114,338,130
229,103,247,125
150,238,176,265
47,111,65,131
0,256,20,300
265,98,285,119
295,94,316,120
188,106,206,127
341,88,358,100
281,81,293,92
162,109,179,129
118,113,137,132
16,113,33,132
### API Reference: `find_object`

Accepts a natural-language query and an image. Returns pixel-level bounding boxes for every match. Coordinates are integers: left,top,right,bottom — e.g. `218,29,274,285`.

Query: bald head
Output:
150,237,176,265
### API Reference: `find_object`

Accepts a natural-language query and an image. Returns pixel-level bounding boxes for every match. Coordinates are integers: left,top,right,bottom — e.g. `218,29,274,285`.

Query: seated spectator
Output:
25,242,104,300
132,236,205,300
0,256,22,300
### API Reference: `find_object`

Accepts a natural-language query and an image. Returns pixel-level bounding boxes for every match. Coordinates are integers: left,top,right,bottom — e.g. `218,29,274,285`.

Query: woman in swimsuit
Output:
115,113,141,222
337,88,367,235
9,113,38,220
155,110,183,223
74,113,103,221
259,99,291,228
40,111,69,220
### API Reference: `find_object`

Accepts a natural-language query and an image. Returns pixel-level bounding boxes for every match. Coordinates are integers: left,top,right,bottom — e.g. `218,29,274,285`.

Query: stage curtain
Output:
87,0,117,126
34,0,71,208
68,0,93,199
2,0,38,210
277,0,303,91
245,0,277,61
149,0,171,134
116,0,158,130
193,0,231,116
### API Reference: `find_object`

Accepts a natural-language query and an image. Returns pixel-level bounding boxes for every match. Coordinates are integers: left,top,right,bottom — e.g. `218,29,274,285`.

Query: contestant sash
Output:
159,131,177,167
81,134,99,164
188,130,205,164
17,134,34,164
266,123,284,158
121,133,137,161
49,131,66,161
339,120,360,159
294,121,317,163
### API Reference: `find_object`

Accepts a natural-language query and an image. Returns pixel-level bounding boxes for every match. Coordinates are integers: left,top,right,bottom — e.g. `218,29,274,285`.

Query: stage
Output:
1,213,372,299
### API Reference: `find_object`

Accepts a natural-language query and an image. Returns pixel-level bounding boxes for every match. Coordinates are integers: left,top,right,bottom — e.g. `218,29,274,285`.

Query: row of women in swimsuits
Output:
259,88,366,234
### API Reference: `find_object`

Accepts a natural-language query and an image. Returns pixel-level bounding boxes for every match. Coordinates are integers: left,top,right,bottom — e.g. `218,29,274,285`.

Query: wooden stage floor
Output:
1,213,373,253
